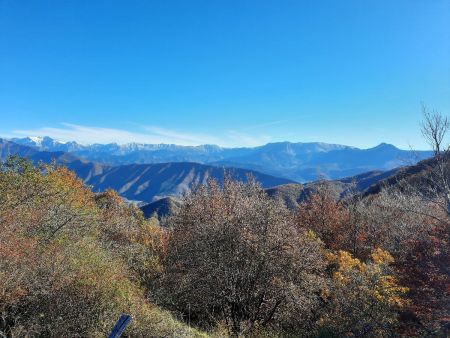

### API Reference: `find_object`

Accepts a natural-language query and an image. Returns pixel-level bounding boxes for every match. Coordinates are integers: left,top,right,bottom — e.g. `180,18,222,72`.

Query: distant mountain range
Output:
10,136,433,182
0,139,294,203
1,137,436,218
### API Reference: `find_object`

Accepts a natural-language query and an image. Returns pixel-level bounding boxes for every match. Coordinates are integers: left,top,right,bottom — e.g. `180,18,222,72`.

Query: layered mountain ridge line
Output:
139,154,441,219
0,138,439,219
0,139,294,203
9,136,433,182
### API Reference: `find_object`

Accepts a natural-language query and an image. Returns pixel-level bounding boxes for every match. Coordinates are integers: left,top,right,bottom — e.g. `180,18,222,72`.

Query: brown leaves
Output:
0,157,203,337
159,177,326,336
296,186,350,251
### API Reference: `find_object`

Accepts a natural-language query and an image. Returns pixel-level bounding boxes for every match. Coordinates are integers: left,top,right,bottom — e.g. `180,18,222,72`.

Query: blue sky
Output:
1,0,449,148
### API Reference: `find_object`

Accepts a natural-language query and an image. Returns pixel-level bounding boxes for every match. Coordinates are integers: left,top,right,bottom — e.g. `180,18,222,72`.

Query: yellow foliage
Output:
371,247,394,265
330,249,408,309
328,250,362,272
0,158,208,337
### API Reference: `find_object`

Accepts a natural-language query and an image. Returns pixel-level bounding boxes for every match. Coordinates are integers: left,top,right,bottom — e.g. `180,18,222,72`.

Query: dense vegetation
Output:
0,157,207,337
0,111,448,337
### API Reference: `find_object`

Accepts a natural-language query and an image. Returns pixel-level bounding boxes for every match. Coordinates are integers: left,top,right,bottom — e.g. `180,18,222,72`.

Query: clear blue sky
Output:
1,0,449,148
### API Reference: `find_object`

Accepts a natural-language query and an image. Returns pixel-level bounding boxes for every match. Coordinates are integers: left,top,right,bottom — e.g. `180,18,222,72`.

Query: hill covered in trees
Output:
1,111,448,337
0,146,449,337
0,157,207,337
1,154,448,337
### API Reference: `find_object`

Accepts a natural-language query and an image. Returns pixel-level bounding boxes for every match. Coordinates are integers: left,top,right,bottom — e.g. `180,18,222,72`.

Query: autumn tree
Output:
0,156,97,240
159,177,326,337
0,157,206,337
348,108,450,335
378,186,450,335
296,185,350,251
388,108,450,335
420,106,450,217
95,189,166,287
320,249,408,337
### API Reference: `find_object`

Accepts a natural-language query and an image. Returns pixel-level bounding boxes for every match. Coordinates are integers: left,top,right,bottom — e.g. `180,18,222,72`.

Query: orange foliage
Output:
296,188,350,250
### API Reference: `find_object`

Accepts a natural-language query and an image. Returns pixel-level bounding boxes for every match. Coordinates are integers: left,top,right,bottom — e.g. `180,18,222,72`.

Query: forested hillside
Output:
2,0,448,336
1,154,448,336
1,113,448,338
0,157,207,337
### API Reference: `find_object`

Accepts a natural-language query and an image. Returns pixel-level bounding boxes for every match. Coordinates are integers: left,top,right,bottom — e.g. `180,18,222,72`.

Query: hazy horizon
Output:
0,121,437,151
1,1,449,149
2,133,434,152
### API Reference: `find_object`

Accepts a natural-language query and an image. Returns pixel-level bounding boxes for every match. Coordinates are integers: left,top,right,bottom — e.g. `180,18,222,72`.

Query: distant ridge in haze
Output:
141,197,181,219
10,136,433,182
0,139,294,203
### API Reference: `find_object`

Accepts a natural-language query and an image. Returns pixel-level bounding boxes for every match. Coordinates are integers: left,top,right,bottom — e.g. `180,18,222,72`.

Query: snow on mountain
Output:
8,136,433,182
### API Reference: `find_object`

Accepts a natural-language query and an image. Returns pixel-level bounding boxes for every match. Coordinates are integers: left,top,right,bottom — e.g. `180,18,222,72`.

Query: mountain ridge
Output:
9,136,433,182
0,139,295,203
